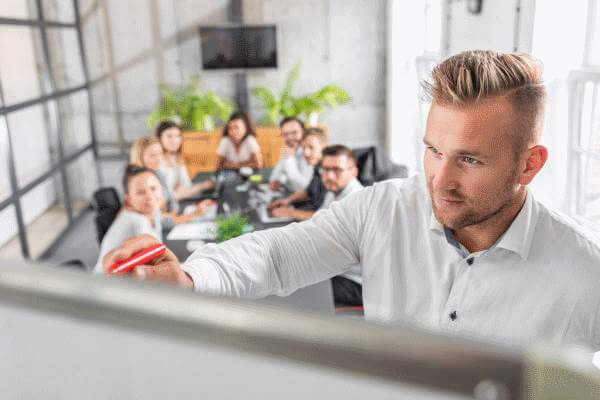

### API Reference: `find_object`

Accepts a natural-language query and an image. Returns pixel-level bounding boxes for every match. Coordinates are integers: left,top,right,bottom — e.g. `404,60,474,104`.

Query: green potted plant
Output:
251,64,352,126
215,212,251,243
147,75,236,131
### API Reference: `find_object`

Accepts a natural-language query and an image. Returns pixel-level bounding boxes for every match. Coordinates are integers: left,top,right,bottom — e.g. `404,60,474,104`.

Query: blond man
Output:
104,51,600,349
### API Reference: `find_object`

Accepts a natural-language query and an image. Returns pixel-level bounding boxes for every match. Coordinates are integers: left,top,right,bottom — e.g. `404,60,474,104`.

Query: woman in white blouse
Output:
93,165,163,273
155,120,214,200
216,112,263,170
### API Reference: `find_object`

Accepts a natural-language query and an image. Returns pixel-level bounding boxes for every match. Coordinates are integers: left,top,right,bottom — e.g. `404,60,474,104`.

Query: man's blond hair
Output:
423,50,546,154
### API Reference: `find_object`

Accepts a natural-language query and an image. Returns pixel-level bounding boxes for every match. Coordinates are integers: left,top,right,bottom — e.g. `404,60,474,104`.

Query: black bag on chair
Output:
353,146,408,186
92,187,121,244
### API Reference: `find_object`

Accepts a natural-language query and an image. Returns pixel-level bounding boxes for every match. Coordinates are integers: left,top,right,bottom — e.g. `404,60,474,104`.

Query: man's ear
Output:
351,165,359,177
124,193,131,208
519,145,548,185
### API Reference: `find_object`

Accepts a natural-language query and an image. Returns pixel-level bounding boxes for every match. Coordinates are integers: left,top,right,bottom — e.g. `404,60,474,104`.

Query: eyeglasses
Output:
319,166,351,176
281,130,301,138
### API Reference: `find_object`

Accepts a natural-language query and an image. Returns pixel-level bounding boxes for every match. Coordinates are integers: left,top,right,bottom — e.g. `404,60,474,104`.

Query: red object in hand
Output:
108,243,167,275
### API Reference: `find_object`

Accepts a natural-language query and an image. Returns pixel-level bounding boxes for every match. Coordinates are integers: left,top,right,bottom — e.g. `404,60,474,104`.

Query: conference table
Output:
164,169,336,315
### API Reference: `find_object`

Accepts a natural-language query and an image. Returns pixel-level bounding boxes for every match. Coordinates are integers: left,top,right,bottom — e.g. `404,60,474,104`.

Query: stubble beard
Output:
428,173,519,231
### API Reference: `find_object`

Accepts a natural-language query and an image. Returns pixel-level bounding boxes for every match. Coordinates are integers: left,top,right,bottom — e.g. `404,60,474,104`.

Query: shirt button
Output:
449,310,457,321
466,257,474,266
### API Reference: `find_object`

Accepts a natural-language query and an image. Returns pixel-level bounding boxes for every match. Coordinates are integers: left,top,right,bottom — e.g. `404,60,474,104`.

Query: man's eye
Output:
428,146,440,155
461,156,481,165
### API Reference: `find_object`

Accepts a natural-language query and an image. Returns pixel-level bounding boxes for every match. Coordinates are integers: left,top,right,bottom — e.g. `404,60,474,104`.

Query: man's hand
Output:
195,199,215,215
269,180,282,192
102,235,193,289
200,179,215,191
269,197,290,210
271,206,296,218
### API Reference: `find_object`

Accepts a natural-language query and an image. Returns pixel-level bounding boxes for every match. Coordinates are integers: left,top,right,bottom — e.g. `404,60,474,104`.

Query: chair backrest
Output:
92,187,121,244
353,146,408,186
93,187,121,211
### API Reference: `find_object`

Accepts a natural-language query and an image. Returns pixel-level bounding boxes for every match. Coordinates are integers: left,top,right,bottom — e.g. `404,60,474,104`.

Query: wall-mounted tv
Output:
199,25,278,70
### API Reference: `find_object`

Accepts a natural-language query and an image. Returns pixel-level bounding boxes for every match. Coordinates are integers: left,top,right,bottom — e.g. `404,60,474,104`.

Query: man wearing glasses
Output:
270,144,363,223
273,144,364,304
317,145,364,306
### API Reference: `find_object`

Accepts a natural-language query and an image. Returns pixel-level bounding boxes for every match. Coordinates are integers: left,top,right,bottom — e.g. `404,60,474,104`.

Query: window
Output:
0,1,100,259
567,72,600,223
566,0,600,225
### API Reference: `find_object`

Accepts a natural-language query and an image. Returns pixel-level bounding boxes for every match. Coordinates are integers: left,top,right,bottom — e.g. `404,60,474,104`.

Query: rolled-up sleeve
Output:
181,185,371,298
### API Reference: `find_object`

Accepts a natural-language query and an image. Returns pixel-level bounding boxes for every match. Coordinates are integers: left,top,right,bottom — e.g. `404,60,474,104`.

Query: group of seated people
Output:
95,112,368,306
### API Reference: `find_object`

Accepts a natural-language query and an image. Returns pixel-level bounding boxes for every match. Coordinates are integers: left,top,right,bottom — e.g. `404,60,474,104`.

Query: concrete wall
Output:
444,0,535,56
245,0,387,148
387,0,537,174
82,0,387,159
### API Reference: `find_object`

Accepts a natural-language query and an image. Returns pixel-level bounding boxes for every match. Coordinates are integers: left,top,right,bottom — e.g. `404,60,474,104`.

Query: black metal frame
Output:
0,0,100,260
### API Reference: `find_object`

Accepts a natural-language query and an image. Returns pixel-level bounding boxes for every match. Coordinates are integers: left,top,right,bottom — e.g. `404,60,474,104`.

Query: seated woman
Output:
130,136,214,225
155,120,214,201
93,165,163,273
216,112,263,170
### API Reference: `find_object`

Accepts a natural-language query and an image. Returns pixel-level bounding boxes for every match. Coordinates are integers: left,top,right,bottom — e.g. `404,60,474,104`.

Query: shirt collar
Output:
428,189,538,260
494,189,537,260
335,178,363,200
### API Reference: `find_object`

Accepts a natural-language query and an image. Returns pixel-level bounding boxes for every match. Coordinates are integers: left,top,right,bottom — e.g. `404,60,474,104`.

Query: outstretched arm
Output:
181,188,370,298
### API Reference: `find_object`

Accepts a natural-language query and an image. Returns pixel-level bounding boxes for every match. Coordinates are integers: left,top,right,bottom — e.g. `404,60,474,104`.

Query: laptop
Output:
181,171,228,202
257,204,295,223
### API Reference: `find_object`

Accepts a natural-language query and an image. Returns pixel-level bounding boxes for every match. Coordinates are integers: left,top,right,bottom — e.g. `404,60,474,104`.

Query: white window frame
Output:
566,0,600,226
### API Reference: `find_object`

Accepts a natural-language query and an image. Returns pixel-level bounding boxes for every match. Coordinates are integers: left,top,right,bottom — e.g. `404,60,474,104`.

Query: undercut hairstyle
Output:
422,50,547,156
322,145,356,166
122,164,157,193
279,116,305,130
129,136,161,167
222,111,256,140
302,126,327,143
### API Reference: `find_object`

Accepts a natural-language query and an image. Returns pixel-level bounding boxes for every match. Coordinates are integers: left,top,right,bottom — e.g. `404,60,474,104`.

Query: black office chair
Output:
92,187,121,244
353,146,408,186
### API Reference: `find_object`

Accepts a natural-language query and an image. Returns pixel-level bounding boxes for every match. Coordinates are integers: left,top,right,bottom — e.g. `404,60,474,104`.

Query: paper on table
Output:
166,221,217,240
186,240,206,252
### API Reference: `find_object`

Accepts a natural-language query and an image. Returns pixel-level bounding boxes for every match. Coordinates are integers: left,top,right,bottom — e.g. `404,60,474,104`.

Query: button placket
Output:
442,259,471,329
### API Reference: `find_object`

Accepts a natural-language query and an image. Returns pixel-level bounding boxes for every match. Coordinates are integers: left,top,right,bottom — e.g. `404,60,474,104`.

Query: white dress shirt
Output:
182,175,600,349
319,178,364,284
158,162,192,193
269,147,313,192
217,136,260,165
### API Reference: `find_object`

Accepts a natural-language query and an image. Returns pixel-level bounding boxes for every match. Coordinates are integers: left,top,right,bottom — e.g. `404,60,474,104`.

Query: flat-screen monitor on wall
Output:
200,25,278,70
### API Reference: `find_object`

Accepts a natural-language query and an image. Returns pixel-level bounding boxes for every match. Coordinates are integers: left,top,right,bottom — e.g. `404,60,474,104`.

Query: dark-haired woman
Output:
155,121,214,200
216,112,263,170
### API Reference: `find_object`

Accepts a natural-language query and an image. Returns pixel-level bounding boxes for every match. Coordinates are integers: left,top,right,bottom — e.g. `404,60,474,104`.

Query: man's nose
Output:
432,159,459,191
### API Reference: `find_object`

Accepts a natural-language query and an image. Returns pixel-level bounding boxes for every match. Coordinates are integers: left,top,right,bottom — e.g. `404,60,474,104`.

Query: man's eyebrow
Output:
422,138,487,158
455,149,486,158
